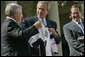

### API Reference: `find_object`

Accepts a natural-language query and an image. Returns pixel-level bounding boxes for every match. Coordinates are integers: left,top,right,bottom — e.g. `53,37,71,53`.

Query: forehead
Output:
71,7,80,12
37,3,47,8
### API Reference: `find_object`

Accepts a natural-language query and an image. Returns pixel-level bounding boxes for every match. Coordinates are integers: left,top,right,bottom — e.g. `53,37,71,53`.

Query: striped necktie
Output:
78,21,84,34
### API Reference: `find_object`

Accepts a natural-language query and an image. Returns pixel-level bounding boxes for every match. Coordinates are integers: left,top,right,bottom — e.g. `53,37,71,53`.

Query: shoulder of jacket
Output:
47,19,56,23
63,21,72,28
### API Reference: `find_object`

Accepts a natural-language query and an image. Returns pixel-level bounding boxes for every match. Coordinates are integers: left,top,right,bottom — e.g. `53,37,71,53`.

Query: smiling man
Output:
63,4,84,56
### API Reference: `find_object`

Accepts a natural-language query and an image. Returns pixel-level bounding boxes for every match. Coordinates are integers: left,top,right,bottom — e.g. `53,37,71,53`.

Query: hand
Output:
78,36,84,43
48,28,57,35
34,21,42,29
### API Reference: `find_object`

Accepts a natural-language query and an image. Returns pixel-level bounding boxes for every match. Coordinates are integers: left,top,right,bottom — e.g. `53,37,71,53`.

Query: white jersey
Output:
28,23,58,56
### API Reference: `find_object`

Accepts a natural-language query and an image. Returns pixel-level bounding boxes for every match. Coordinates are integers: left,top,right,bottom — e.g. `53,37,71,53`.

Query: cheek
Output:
19,15,22,20
79,13,81,17
71,15,74,17
20,14,22,17
71,14,74,17
18,13,22,18
17,14,22,20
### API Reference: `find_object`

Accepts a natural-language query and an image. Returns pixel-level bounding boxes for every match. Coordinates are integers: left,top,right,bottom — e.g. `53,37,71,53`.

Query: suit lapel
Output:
71,21,83,34
81,19,84,26
46,19,51,27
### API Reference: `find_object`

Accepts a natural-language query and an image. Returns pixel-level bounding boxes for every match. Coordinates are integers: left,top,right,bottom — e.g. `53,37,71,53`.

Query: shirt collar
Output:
6,16,17,23
72,19,82,24
37,17,46,21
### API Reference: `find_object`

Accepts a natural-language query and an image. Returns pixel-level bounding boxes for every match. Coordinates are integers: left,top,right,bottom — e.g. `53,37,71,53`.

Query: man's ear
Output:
47,9,49,14
13,12,16,16
14,11,18,17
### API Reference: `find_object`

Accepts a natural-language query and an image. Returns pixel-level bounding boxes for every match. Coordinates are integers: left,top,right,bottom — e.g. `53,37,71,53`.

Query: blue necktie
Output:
41,19,47,26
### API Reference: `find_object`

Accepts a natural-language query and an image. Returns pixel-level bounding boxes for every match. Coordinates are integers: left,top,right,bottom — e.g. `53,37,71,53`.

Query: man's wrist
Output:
53,33,57,36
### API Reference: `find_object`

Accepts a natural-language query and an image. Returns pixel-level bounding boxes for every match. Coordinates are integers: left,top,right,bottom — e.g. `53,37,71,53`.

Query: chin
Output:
74,18,80,22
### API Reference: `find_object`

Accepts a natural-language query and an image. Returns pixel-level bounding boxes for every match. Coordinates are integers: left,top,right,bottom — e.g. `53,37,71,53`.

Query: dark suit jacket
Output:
1,18,39,56
63,20,84,56
20,16,61,56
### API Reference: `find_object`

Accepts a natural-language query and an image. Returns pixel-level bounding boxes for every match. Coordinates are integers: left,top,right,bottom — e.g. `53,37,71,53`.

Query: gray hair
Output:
5,3,22,16
71,4,82,12
37,1,49,10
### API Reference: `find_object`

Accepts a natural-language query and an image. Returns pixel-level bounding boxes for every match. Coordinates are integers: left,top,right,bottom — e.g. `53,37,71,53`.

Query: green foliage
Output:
18,1,38,18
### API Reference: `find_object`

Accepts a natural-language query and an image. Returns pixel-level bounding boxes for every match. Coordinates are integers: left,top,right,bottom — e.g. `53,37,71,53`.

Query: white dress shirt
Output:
72,19,84,34
6,16,17,23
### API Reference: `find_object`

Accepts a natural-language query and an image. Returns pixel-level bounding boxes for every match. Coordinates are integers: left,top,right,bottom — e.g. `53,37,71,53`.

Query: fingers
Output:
34,21,42,29
49,28,57,35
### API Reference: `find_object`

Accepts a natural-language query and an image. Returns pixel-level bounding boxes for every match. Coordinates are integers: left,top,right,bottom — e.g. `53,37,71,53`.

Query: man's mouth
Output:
74,16,79,19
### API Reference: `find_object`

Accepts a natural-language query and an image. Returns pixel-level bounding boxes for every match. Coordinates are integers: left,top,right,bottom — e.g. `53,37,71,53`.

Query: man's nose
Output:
74,14,78,16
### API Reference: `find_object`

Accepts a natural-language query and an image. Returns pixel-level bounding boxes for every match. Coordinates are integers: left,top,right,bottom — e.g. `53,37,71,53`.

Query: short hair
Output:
37,1,49,10
71,4,82,12
5,3,22,16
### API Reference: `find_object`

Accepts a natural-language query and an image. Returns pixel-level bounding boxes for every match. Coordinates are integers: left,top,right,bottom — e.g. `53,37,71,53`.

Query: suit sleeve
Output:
63,25,84,53
20,18,29,30
7,21,39,40
50,22,61,44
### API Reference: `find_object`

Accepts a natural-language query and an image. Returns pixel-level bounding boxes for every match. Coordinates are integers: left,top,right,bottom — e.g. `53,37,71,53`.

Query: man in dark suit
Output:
1,3,42,56
63,4,84,56
20,1,61,56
